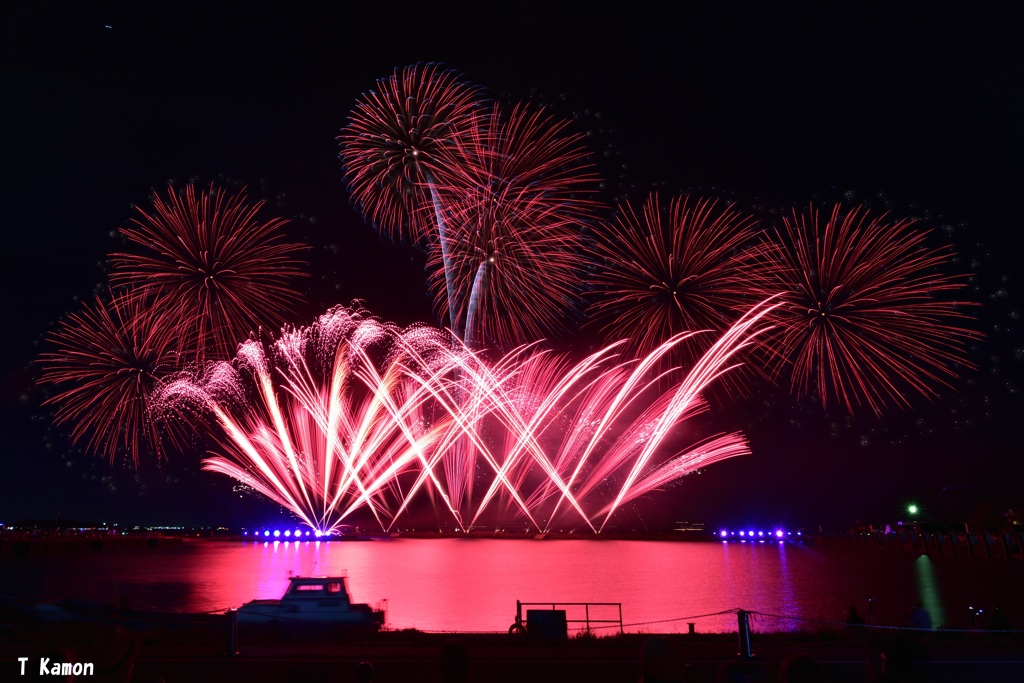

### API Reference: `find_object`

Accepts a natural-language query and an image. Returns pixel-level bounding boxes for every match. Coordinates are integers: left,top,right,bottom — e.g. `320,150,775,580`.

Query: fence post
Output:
737,610,753,658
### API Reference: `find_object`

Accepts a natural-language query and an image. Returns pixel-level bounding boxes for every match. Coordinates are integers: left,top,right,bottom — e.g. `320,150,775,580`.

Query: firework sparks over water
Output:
156,300,778,533
32,61,988,529
157,304,471,533
457,298,778,532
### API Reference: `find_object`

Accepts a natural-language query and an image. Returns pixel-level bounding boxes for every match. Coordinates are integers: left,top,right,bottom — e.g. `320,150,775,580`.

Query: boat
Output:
236,576,385,628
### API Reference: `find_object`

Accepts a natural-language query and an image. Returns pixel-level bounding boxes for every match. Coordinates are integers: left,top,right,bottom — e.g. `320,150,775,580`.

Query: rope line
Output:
747,610,1024,634
605,608,743,631
557,607,1024,635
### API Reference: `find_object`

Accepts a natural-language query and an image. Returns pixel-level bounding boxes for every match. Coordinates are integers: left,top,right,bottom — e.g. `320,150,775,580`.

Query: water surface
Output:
5,538,1021,633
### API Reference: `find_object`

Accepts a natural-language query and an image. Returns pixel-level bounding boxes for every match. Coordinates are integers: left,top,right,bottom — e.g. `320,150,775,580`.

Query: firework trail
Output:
342,77,600,511
459,298,779,532
586,193,765,392
108,182,308,364
339,66,484,511
340,67,600,346
156,300,778,533
339,64,483,333
37,288,189,465
426,100,601,348
156,304,471,533
416,99,601,504
758,203,979,415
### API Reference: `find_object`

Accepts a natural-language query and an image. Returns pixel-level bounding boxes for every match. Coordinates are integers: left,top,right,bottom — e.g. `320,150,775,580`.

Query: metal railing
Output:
513,599,623,635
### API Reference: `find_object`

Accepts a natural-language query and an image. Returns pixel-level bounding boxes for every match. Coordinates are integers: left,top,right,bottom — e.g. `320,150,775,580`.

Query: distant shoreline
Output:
4,526,1024,569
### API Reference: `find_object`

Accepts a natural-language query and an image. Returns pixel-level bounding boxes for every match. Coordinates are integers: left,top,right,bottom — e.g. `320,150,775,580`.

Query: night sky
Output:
2,4,1020,531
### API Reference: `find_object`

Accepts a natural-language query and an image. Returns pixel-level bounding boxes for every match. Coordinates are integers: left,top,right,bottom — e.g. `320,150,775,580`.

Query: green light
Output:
907,504,919,515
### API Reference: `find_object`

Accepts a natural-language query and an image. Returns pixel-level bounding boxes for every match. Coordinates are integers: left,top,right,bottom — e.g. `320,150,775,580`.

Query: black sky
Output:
2,3,1021,530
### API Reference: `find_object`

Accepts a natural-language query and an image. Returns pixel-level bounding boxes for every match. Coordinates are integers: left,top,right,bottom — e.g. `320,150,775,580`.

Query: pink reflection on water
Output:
197,539,809,632
6,538,1020,633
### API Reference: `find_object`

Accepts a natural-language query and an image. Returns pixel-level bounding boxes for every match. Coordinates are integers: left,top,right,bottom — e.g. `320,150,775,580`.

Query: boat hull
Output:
236,577,385,629
236,601,384,627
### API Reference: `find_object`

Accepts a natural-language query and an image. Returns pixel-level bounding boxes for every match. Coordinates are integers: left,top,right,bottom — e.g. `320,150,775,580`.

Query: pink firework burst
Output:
586,193,766,391
338,63,483,247
454,298,779,532
108,182,308,364
155,299,778,533
759,203,979,415
426,100,601,347
156,304,471,533
37,288,189,465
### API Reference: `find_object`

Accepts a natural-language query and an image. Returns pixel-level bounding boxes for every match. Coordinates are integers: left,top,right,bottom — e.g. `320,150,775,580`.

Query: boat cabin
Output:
284,577,353,603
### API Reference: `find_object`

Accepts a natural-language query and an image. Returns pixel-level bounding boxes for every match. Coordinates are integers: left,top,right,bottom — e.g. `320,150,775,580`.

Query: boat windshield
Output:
289,581,345,595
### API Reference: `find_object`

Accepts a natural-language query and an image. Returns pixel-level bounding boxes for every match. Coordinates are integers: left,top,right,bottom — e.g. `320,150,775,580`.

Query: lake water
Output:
4,538,1022,633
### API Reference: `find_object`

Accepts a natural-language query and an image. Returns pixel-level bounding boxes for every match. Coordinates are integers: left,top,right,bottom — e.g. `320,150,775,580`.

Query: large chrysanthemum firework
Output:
426,101,601,347
107,183,308,364
338,63,483,247
759,203,978,415
586,194,764,390
37,288,188,464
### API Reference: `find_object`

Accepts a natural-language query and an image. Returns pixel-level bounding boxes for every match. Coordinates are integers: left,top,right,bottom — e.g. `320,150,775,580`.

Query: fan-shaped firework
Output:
426,100,601,347
455,297,778,532
156,304,470,534
157,300,777,533
586,194,764,390
338,63,482,247
37,288,188,464
108,183,308,364
759,203,978,415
